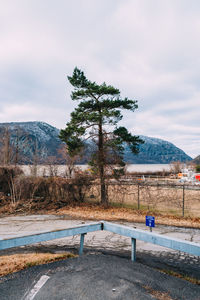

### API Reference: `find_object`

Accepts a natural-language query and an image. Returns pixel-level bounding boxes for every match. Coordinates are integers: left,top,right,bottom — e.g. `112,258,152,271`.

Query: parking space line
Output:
24,275,50,300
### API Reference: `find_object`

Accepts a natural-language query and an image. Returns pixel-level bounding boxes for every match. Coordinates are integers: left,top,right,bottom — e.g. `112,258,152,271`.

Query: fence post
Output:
79,233,86,256
137,184,140,209
182,185,185,217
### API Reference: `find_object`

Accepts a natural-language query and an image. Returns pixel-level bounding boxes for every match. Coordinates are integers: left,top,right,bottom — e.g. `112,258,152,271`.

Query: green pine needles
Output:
60,67,143,205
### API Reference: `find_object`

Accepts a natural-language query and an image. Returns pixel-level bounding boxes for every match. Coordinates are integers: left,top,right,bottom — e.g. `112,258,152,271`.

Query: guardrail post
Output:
131,238,136,262
79,233,86,256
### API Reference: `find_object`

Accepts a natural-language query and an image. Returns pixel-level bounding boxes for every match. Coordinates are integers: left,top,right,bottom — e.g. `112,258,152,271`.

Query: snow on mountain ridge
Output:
0,121,60,143
140,135,172,146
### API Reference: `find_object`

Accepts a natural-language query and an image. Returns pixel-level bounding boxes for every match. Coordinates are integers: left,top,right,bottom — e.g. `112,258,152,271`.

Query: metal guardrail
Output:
103,222,200,260
0,221,200,261
0,222,102,256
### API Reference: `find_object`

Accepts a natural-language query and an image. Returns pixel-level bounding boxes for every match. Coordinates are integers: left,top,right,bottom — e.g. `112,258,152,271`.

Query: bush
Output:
196,165,200,172
0,170,94,210
0,166,94,211
0,166,23,195
68,171,93,203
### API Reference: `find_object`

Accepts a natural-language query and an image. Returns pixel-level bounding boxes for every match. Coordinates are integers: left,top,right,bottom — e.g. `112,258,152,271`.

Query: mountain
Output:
192,155,200,164
0,121,192,164
124,135,192,163
0,121,62,164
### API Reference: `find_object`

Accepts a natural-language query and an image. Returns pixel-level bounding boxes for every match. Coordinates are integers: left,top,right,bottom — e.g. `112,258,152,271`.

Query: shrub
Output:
196,165,200,172
0,166,23,194
68,171,93,203
0,166,94,210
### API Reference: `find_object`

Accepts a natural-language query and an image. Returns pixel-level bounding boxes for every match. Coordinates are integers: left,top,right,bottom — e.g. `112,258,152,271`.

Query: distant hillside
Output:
0,121,62,164
0,121,192,164
124,135,192,163
192,155,200,164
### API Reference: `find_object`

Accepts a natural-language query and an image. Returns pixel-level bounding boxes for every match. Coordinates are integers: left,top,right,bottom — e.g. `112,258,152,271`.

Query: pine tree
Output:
60,67,143,205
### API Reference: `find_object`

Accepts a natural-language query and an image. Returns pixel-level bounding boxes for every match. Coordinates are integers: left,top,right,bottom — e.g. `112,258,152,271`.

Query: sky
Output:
0,0,200,158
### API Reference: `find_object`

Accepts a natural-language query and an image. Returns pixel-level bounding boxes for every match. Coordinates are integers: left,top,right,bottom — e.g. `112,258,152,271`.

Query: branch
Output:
82,134,98,141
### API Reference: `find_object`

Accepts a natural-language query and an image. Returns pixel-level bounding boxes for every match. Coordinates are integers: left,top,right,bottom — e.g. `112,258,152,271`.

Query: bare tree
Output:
0,127,12,165
57,144,82,178
0,125,31,166
45,156,59,177
170,161,183,174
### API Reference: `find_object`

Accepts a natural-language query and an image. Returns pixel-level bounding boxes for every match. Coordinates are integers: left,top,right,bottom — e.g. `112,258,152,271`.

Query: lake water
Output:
20,164,171,176
126,164,171,172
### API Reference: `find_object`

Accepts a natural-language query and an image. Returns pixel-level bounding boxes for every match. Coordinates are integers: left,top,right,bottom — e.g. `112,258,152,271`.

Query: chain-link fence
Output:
90,182,200,217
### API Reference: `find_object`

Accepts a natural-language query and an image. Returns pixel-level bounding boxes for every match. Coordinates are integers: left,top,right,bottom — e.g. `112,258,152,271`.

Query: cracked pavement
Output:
0,215,199,280
0,215,200,299
0,214,200,253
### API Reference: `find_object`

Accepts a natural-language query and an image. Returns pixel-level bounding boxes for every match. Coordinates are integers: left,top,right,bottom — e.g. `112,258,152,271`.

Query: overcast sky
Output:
0,0,200,158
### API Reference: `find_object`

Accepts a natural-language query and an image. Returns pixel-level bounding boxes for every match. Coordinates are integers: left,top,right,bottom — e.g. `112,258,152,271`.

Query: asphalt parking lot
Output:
0,253,200,300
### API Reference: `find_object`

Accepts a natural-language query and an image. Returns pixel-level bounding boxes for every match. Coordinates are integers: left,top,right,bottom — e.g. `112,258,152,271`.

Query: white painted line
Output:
25,275,50,300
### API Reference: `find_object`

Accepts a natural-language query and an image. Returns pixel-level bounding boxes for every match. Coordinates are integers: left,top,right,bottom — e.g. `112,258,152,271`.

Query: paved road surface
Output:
1,254,200,300
0,215,200,299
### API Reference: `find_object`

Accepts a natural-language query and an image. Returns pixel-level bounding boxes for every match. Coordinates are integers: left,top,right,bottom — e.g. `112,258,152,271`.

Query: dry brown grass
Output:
0,176,200,219
0,179,199,227
107,183,200,218
0,252,76,277
54,203,200,228
143,286,174,300
157,269,200,285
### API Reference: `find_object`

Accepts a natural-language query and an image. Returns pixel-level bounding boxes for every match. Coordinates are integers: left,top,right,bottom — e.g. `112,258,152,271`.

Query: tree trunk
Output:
14,129,19,166
98,120,108,205
4,127,11,166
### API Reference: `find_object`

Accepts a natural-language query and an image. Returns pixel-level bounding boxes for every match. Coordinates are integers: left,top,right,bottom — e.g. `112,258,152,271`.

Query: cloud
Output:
0,102,70,128
0,0,200,157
